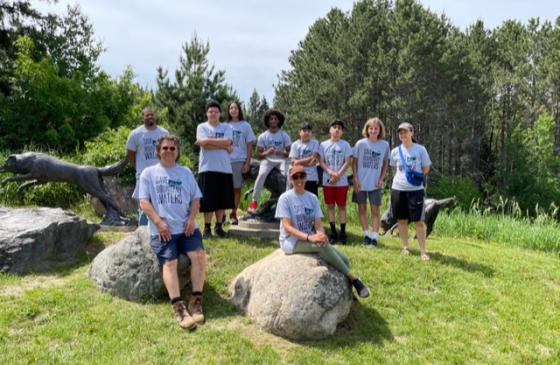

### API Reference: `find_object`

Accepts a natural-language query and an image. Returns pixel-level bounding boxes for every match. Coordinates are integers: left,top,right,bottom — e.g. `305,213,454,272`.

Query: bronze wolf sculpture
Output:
0,152,130,225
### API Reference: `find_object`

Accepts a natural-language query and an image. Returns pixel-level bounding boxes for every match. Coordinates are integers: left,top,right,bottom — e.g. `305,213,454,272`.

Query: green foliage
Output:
429,175,480,210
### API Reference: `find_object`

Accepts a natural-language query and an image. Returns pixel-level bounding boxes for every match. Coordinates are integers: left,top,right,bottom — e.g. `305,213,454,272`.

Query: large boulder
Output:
229,249,353,340
89,227,190,302
0,207,99,275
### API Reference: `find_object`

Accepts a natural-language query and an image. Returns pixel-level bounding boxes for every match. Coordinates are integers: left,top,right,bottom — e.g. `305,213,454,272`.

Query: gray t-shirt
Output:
126,125,169,198
229,120,256,163
256,130,291,163
289,139,320,182
196,121,233,173
275,189,324,254
319,139,353,187
390,143,432,191
353,138,390,191
139,163,202,236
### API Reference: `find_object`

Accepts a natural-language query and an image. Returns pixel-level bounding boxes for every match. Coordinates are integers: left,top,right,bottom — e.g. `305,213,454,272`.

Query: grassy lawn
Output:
1,225,559,365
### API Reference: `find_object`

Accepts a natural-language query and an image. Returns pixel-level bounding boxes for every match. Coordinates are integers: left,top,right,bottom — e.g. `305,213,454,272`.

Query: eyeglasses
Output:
161,146,176,151
292,173,307,180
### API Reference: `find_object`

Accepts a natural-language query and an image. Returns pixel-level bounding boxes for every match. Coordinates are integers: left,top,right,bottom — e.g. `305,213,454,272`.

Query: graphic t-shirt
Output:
275,189,323,254
256,130,291,163
196,121,233,173
289,139,320,182
390,143,432,191
319,139,353,187
353,139,390,191
139,164,202,236
126,125,169,198
229,120,256,163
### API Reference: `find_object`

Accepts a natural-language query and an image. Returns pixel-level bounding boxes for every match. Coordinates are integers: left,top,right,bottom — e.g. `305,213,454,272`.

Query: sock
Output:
371,232,379,240
204,223,211,230
340,223,346,235
363,229,370,238
192,291,203,297
170,297,182,304
329,222,337,235
216,222,222,229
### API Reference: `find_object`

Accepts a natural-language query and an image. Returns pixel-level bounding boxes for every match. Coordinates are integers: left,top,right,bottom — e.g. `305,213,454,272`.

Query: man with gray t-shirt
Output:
126,107,168,225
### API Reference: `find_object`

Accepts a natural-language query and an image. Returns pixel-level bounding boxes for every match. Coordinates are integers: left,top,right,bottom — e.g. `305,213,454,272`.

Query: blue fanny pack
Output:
398,145,424,186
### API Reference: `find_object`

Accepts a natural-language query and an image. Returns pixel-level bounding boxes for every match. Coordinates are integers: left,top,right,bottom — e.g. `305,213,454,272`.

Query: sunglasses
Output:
291,173,307,180
161,146,176,151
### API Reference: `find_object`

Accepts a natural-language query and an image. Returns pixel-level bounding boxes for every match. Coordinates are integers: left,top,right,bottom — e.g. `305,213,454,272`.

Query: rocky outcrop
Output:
229,249,352,340
0,207,99,275
89,227,190,302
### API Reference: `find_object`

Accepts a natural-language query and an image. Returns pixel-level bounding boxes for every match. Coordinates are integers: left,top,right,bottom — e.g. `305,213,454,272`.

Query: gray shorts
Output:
352,189,382,206
231,161,245,189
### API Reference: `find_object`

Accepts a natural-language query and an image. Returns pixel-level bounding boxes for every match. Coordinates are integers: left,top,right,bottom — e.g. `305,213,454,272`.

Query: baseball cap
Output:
397,122,414,132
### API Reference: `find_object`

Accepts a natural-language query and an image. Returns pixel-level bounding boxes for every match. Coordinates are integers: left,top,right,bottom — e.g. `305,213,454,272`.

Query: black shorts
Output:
305,181,319,196
390,189,425,222
198,171,235,212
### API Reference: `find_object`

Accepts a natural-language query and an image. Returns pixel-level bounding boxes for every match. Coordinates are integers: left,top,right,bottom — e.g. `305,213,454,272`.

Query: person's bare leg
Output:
339,206,347,224
204,212,213,225
187,250,206,292
397,219,410,255
162,259,180,298
358,204,368,231
233,188,241,214
371,205,380,234
215,210,224,224
415,221,430,260
327,204,336,223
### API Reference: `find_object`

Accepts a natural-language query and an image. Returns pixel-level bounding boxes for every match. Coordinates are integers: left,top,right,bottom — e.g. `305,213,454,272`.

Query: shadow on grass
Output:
428,251,495,277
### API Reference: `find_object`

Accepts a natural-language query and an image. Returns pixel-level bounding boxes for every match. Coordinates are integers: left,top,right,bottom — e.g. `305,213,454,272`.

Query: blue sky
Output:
34,0,560,104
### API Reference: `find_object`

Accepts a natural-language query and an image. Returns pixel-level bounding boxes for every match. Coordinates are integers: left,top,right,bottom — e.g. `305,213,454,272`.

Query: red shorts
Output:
323,186,349,207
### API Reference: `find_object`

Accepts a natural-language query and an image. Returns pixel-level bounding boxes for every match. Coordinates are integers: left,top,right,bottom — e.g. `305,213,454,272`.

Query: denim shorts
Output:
149,229,204,265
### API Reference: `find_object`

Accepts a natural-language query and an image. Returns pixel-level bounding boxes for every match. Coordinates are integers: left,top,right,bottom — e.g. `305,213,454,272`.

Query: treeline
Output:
274,0,560,214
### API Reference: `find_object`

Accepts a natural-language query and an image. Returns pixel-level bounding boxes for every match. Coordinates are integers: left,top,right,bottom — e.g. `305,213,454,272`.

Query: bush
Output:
429,175,480,210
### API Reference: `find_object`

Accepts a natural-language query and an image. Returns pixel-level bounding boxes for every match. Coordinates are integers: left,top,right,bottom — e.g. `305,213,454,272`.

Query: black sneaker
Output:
363,236,371,246
352,278,370,298
339,232,347,245
370,238,378,248
203,227,213,238
215,225,227,238
329,232,338,244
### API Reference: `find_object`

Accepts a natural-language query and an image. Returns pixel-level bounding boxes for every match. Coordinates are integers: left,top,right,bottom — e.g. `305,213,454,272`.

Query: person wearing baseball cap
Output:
289,122,321,196
275,165,371,298
389,122,432,261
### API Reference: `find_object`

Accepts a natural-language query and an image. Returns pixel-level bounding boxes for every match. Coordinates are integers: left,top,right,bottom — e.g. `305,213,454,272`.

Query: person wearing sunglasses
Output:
275,165,370,299
139,135,207,330
126,107,169,226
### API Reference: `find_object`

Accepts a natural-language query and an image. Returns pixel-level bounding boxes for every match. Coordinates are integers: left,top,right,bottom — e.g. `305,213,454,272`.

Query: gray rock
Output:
89,227,190,302
87,176,137,217
229,249,352,340
0,207,99,275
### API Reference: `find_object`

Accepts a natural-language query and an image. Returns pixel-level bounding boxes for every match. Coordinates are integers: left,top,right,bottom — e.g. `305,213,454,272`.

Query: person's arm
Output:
352,157,360,191
243,142,254,173
140,199,171,241
274,146,290,158
334,156,351,181
257,146,273,159
183,198,200,236
127,150,136,169
377,160,388,189
196,138,232,149
281,217,329,246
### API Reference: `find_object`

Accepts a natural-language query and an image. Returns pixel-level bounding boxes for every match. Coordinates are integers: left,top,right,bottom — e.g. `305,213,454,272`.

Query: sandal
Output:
401,248,410,256
420,253,431,261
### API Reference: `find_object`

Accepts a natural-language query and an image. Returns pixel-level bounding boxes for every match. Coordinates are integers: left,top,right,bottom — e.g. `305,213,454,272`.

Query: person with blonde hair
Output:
352,117,390,248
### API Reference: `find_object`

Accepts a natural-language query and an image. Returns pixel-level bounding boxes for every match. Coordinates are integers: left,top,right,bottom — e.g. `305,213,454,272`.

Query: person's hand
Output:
156,220,171,242
376,177,384,189
265,147,275,156
242,161,251,173
309,232,329,246
226,146,233,154
353,178,361,192
184,219,196,237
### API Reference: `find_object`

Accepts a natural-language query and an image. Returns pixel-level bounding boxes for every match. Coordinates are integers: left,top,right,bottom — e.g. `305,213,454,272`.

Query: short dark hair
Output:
330,119,344,130
205,99,221,112
263,109,285,128
300,122,312,131
156,135,181,162
227,101,244,121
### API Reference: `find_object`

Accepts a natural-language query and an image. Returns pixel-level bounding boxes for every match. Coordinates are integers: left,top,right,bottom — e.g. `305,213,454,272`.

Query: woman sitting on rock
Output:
275,165,370,298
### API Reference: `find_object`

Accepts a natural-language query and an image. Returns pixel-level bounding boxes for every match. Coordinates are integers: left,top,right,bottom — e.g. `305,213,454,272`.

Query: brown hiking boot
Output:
172,300,197,330
188,295,205,324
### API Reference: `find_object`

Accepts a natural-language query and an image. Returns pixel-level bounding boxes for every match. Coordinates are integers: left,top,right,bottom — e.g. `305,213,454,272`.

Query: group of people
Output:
125,100,432,330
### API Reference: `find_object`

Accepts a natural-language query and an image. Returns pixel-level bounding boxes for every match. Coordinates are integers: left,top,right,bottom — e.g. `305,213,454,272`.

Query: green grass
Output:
1,228,559,364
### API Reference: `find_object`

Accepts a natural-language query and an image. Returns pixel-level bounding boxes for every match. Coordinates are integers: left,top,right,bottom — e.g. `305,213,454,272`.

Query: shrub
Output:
429,175,480,210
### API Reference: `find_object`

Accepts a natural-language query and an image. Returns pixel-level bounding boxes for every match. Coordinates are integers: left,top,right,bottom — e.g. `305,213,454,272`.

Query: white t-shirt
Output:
289,139,320,182
229,120,256,163
319,139,353,187
196,121,233,173
353,139,390,191
390,143,432,191
139,163,202,236
275,189,324,254
126,125,169,199
256,130,291,163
